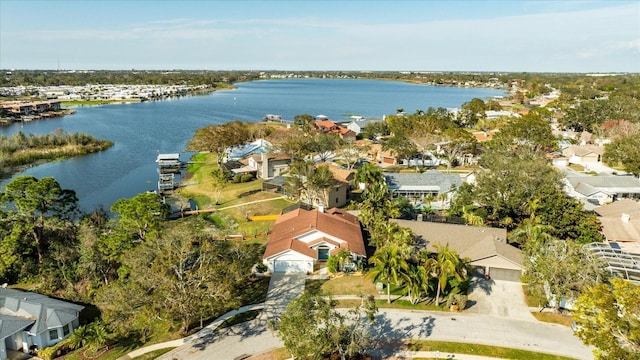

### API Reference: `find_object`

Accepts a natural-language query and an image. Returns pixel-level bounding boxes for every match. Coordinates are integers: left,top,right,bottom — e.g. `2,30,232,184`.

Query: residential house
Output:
594,199,640,254
0,288,84,359
485,110,520,119
385,170,462,207
247,153,292,180
226,139,272,161
472,130,499,142
263,207,366,273
314,120,356,141
394,220,524,281
367,143,399,165
565,174,640,207
561,145,604,164
346,118,378,135
304,164,354,209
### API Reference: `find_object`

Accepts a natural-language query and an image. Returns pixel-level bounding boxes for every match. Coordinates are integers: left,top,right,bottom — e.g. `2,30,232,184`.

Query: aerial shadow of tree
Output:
369,313,435,356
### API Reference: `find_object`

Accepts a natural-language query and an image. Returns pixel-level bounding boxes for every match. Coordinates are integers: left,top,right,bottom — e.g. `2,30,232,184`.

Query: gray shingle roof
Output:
0,288,83,335
0,314,34,339
385,170,462,192
566,175,640,192
394,220,523,268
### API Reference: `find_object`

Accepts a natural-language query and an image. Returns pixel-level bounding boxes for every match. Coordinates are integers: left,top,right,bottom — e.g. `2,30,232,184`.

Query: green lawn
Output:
307,273,378,296
407,340,577,360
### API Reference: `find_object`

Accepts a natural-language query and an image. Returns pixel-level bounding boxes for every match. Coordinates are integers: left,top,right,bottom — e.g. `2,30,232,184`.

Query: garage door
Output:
274,260,309,273
489,268,521,282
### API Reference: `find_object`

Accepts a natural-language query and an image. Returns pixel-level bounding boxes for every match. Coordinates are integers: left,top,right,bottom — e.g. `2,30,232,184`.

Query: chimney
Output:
318,205,324,213
621,213,630,223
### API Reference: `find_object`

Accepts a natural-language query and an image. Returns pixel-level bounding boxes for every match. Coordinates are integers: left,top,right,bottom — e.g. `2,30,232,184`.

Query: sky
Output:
1,0,639,72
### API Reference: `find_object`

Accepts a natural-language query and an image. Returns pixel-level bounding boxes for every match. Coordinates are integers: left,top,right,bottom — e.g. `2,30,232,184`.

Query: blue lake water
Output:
1,79,504,211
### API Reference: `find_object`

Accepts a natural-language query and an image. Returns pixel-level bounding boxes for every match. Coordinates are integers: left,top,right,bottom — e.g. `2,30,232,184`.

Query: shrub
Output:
36,338,72,360
241,173,254,182
327,256,339,273
232,174,242,183
255,263,268,273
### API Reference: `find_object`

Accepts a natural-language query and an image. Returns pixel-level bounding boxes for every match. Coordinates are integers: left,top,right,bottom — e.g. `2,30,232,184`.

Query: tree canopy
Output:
273,292,378,360
603,133,640,176
573,278,640,359
0,176,78,281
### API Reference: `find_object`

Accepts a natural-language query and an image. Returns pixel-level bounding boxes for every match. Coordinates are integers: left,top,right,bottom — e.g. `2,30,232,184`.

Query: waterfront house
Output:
226,139,272,161
0,288,83,359
385,170,462,207
263,207,366,273
247,153,292,180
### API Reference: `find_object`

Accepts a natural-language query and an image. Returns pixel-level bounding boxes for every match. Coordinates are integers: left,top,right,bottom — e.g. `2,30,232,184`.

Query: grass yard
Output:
568,163,585,172
307,273,378,296
531,311,574,326
407,340,577,360
178,152,295,237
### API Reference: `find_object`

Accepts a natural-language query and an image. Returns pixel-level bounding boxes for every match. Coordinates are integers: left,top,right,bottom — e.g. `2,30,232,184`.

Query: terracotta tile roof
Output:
263,208,366,259
315,120,337,129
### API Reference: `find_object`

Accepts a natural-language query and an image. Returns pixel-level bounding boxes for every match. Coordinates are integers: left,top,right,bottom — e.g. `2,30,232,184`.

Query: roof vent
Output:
621,213,630,223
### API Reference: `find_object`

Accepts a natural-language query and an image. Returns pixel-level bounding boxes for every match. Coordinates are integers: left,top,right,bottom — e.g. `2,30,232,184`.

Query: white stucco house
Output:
263,207,366,273
0,288,83,359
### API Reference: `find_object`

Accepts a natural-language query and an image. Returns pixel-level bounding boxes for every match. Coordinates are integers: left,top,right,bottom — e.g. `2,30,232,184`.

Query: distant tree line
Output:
0,70,261,87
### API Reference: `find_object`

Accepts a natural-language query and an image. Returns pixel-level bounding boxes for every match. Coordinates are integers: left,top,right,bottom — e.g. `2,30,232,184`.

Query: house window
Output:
49,329,59,341
63,324,70,336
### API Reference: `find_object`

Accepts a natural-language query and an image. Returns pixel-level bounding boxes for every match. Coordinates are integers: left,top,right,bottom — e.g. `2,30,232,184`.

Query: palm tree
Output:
403,264,431,304
428,244,467,306
510,216,555,250
354,162,384,188
424,193,434,210
366,243,410,303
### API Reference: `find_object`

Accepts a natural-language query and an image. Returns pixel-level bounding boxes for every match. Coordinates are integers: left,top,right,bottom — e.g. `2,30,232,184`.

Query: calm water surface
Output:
1,79,504,211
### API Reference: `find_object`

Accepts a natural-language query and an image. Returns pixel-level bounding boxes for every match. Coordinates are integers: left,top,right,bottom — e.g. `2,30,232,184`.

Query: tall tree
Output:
366,243,410,303
428,244,467,306
293,113,316,133
603,133,640,176
459,98,486,127
187,121,251,165
307,133,342,162
273,292,378,360
524,238,607,311
110,192,169,243
573,279,640,360
0,176,78,277
439,127,477,171
287,161,336,207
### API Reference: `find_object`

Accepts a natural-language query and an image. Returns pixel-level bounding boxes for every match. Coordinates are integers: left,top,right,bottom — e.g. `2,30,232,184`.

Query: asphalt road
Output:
158,308,593,360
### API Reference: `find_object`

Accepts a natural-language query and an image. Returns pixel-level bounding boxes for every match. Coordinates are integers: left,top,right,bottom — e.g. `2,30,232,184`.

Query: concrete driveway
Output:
465,275,535,321
259,273,306,321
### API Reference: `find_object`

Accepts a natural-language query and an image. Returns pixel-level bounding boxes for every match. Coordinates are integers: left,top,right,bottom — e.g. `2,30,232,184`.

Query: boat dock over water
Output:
156,153,186,193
